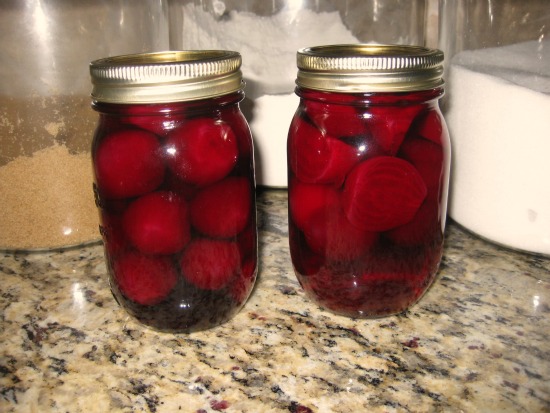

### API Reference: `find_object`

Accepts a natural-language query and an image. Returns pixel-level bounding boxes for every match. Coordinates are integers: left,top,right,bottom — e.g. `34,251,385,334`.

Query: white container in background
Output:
169,0,428,187
439,0,550,255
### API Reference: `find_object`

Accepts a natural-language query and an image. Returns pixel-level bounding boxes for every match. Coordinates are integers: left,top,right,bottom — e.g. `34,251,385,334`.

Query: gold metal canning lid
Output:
296,44,444,93
90,50,243,103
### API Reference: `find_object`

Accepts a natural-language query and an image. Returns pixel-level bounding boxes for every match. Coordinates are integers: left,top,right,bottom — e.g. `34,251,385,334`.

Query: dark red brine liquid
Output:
288,87,450,318
92,92,257,332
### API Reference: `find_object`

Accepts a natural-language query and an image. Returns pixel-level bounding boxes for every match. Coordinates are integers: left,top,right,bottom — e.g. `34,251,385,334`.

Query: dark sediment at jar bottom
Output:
297,269,438,318
109,277,243,333
292,236,444,318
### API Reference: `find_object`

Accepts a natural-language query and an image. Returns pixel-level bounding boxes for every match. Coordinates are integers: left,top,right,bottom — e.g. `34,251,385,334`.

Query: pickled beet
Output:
130,116,180,137
180,239,240,290
367,105,423,155
166,117,239,187
94,129,165,199
288,86,449,318
412,108,445,145
122,191,191,255
121,103,186,136
190,177,251,238
288,116,363,185
342,156,427,232
223,105,253,160
386,198,441,246
113,251,178,306
288,180,340,231
304,100,367,137
398,136,445,201
303,206,377,262
91,54,257,332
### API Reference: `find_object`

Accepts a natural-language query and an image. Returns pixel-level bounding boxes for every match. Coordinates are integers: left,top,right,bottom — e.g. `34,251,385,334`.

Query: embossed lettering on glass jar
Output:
90,51,257,333
287,45,450,318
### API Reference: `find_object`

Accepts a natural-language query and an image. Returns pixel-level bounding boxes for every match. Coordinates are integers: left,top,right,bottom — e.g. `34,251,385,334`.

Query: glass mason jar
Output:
287,44,451,318
89,51,257,333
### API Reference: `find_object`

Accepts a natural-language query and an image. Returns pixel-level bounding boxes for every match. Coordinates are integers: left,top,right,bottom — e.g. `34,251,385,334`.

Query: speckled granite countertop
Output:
1,189,549,413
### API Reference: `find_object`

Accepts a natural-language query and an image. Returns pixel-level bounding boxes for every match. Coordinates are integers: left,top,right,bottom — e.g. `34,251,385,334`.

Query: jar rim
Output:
90,50,243,104
296,44,445,93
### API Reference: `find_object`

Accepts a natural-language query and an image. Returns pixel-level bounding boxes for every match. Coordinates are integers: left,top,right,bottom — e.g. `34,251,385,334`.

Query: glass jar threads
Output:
90,51,257,333
287,44,450,318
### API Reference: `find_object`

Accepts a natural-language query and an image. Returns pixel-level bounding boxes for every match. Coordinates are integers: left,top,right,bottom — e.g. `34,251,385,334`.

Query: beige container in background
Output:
0,0,168,250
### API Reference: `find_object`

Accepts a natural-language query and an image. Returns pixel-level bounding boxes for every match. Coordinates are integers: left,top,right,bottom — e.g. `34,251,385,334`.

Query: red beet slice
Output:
386,198,442,246
288,116,363,185
190,177,252,238
122,191,191,255
303,206,377,262
342,156,427,232
398,136,445,201
288,179,340,231
122,115,179,137
121,103,186,136
289,224,324,276
114,251,178,305
163,172,201,201
412,108,445,145
304,100,367,137
367,105,423,155
94,129,165,199
222,105,253,160
180,238,240,290
166,117,238,187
